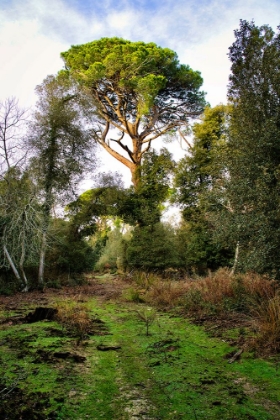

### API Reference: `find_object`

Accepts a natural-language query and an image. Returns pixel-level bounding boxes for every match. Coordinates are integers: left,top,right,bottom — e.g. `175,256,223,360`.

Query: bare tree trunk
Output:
230,241,239,276
3,245,21,282
38,230,47,289
19,233,28,292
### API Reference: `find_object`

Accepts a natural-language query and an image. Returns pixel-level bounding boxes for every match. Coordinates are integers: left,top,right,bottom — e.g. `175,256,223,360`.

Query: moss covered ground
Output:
0,277,280,419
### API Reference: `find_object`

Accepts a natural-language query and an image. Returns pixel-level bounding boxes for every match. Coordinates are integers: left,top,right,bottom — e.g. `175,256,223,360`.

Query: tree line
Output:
0,20,280,292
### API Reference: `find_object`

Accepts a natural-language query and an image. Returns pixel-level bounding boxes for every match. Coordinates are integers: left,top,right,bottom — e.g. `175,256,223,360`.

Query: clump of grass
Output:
251,294,280,354
131,271,159,290
54,298,92,344
241,272,277,306
146,280,187,308
122,287,145,303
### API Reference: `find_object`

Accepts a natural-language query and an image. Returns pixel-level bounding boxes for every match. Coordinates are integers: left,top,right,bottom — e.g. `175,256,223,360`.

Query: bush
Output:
146,279,187,308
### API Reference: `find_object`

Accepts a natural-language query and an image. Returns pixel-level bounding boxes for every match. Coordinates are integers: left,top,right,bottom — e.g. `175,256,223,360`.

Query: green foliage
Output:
175,220,232,274
46,218,95,274
126,223,178,270
174,106,233,272
61,37,205,119
61,38,205,186
27,74,96,285
119,148,174,226
66,186,124,238
29,74,95,199
226,20,280,275
95,228,129,272
175,105,228,216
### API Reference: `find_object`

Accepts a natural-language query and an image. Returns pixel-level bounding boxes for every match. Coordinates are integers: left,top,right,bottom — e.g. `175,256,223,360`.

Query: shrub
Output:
145,268,278,317
130,270,159,290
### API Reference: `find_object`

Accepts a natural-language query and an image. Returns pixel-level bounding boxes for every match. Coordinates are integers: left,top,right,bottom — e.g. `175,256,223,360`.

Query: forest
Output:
1,19,280,420
1,20,280,290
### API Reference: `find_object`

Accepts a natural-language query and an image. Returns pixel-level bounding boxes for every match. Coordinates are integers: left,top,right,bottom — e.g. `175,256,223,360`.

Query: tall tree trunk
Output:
38,188,52,289
38,230,47,289
230,241,239,276
19,232,28,292
131,163,141,189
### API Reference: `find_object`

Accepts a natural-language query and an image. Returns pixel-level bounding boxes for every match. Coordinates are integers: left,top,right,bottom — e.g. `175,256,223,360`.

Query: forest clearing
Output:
1,271,280,420
1,18,280,420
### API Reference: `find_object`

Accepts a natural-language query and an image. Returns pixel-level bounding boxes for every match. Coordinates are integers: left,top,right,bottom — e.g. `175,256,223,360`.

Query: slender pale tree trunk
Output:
230,241,239,276
19,231,28,292
38,198,52,289
38,230,47,289
3,245,21,282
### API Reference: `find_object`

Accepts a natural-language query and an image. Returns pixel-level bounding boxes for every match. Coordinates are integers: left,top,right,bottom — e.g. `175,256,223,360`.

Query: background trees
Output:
2,26,280,289
0,168,41,291
61,38,205,186
0,98,39,291
0,97,28,175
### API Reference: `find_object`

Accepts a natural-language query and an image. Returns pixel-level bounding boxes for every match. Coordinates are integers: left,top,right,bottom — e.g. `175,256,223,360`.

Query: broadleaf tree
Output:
61,38,205,187
28,74,96,287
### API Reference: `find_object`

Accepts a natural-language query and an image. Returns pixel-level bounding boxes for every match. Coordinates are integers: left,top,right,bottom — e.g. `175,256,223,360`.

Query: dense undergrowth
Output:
124,268,280,355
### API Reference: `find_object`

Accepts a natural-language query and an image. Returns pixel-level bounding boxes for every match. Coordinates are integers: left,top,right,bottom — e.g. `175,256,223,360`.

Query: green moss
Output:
0,300,279,419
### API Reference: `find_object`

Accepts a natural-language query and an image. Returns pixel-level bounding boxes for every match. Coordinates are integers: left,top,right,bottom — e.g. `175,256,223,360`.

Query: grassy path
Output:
1,293,280,419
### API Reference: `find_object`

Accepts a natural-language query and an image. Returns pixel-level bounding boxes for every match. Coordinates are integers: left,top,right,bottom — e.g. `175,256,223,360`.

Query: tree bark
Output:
38,228,47,289
230,241,239,276
19,232,28,292
3,245,21,282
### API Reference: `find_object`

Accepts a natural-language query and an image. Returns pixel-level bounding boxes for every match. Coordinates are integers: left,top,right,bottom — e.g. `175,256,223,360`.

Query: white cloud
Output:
1,0,279,182
2,0,279,108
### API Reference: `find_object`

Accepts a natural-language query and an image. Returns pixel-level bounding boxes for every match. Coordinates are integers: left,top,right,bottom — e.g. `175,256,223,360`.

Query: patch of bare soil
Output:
190,312,252,344
0,387,57,420
0,274,130,313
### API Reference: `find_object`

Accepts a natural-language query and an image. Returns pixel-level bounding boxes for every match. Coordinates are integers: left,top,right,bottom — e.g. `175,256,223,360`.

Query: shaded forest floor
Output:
0,274,280,419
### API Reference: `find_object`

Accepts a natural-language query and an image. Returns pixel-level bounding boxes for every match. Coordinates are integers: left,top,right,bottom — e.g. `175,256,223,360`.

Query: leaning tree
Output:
61,38,205,187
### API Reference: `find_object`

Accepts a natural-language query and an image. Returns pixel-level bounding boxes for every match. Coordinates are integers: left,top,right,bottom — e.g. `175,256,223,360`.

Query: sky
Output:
1,0,279,185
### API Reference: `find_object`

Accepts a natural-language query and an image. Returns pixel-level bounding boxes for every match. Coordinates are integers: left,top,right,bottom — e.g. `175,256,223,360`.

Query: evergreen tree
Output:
61,38,205,186
227,20,280,275
174,105,232,272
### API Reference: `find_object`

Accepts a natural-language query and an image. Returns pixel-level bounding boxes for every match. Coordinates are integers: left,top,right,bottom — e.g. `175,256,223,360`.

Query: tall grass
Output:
131,268,277,312
54,298,92,343
127,268,280,354
251,294,280,353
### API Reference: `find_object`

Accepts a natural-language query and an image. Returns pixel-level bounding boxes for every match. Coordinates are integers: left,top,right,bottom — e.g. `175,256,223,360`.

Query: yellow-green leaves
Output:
85,62,106,83
136,74,166,115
